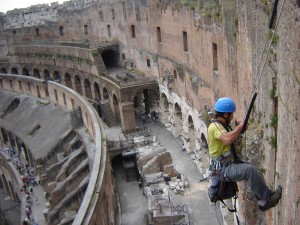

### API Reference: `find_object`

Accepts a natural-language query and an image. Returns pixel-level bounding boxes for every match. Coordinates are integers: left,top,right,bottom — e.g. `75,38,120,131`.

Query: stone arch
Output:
200,133,208,149
113,94,121,124
33,68,41,78
174,103,183,137
0,67,8,73
21,68,29,76
131,86,159,116
84,78,93,99
75,75,82,94
101,49,119,68
53,71,61,82
93,96,103,118
64,73,72,89
130,86,159,103
44,69,51,81
11,67,19,75
187,115,196,152
103,87,109,100
94,82,101,100
160,92,169,124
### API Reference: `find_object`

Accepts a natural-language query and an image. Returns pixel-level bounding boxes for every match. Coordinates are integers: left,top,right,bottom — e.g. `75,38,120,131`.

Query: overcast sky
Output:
0,0,65,13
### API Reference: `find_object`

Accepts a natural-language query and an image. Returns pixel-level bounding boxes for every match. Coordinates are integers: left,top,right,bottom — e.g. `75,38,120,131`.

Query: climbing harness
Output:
207,119,245,224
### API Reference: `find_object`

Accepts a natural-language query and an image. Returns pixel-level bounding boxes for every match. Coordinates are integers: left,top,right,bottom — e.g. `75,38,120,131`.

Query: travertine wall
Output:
0,0,299,224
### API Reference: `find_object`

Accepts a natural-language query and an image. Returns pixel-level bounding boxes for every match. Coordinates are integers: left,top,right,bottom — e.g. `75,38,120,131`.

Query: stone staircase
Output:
101,101,118,127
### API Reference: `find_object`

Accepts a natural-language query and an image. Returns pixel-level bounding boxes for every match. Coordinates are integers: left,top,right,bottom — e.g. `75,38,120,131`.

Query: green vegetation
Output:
268,135,277,149
36,100,49,106
176,64,185,80
259,167,266,174
91,50,99,57
179,0,197,10
200,110,211,125
270,114,278,128
130,69,145,77
268,31,279,46
173,0,222,20
201,0,222,20
269,88,276,99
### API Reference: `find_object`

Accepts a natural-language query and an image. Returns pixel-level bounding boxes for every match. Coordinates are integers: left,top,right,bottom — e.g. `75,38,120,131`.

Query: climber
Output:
208,97,282,211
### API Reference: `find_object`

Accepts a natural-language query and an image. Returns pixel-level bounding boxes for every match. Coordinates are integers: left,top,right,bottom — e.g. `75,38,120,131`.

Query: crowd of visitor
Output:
1,143,41,225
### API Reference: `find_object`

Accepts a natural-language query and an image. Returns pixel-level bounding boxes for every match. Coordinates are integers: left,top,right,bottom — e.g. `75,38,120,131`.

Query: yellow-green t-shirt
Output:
208,122,231,157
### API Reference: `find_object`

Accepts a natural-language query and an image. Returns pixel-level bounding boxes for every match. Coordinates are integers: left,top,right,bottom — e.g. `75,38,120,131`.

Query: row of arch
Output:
0,66,160,128
0,66,106,100
0,66,124,120
160,92,207,152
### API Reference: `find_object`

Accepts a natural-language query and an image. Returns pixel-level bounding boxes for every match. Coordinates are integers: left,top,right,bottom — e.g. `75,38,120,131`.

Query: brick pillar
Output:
120,102,136,131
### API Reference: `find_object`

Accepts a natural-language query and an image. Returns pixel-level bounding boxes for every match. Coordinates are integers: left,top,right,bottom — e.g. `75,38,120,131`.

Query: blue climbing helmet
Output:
214,97,236,113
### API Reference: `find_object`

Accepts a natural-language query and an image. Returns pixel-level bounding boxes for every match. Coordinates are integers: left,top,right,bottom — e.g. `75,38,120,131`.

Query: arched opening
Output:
64,73,72,89
44,69,51,81
160,93,169,124
101,49,119,68
75,75,82,94
103,87,109,100
94,82,101,100
200,133,208,149
53,71,61,82
33,68,41,78
11,67,19,75
133,88,159,126
113,94,121,124
187,115,196,152
93,97,103,118
174,103,183,137
84,78,93,99
0,67,8,73
21,68,29,76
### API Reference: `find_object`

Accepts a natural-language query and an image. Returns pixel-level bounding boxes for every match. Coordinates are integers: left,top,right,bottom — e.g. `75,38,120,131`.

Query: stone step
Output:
101,102,118,127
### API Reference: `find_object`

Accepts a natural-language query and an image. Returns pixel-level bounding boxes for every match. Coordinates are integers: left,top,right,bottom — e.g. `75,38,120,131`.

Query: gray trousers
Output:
222,162,271,201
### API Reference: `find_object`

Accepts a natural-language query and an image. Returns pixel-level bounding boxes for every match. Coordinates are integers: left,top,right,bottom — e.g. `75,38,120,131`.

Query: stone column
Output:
120,102,136,131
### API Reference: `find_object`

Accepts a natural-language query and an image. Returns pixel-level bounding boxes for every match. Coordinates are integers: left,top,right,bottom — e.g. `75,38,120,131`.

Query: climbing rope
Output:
251,0,286,95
